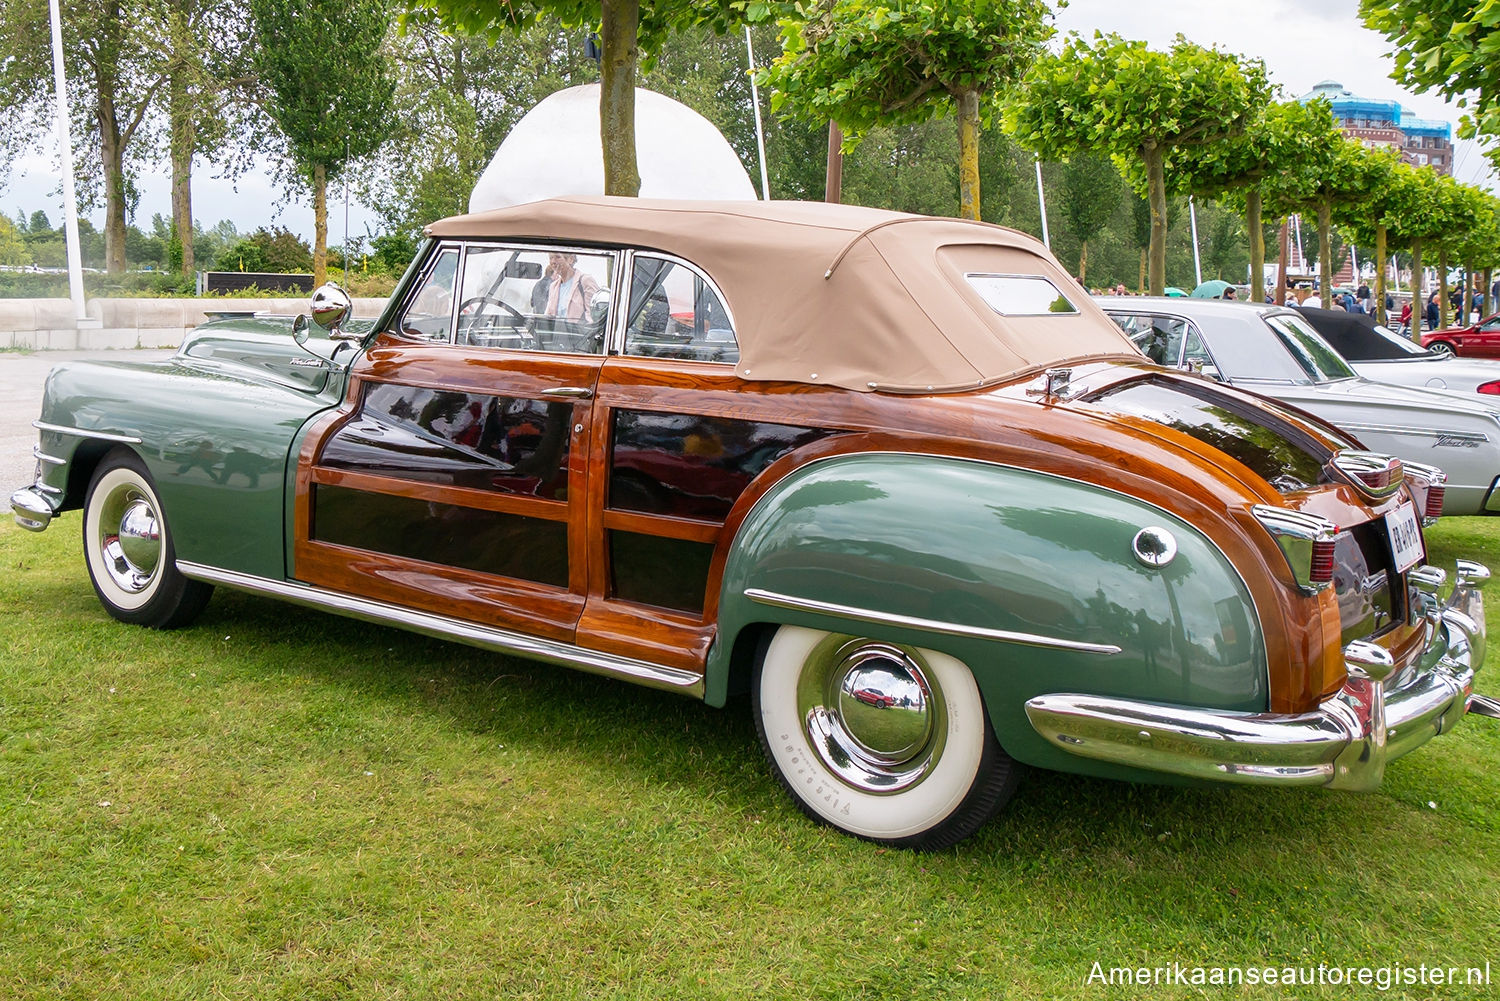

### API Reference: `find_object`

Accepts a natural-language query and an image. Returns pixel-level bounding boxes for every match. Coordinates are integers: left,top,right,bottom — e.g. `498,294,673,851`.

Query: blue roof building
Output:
1300,80,1453,174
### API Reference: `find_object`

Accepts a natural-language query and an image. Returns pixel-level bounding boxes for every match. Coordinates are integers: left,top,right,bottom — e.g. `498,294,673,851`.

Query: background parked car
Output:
1421,312,1500,358
1100,296,1500,515
1297,305,1500,400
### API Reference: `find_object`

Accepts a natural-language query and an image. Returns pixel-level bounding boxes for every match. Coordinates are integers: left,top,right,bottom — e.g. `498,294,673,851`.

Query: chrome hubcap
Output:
797,638,945,793
97,486,161,594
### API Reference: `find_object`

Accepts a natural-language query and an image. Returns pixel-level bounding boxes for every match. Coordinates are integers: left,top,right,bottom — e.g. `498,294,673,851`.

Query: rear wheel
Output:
83,448,212,628
752,625,1020,849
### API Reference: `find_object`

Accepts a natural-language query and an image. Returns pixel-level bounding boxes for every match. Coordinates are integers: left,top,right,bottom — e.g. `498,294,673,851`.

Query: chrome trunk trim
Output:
32,420,143,445
176,562,705,697
745,587,1123,656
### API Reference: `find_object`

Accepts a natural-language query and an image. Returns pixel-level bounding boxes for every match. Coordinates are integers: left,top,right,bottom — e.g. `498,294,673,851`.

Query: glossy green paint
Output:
710,453,1268,781
36,323,349,580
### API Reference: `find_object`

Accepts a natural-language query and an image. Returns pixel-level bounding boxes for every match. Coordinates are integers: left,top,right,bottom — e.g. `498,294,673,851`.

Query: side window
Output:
455,246,615,354
623,256,738,363
1182,326,1216,373
1113,313,1189,367
397,247,459,341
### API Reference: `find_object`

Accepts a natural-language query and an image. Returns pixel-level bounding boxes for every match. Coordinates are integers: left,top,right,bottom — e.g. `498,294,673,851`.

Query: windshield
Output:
1264,313,1357,383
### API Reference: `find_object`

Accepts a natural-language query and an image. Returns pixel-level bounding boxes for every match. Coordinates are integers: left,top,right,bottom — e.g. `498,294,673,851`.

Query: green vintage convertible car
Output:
11,197,1498,848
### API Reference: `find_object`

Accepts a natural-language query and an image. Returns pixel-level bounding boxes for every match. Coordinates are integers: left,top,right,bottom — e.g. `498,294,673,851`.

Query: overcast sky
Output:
6,0,1496,246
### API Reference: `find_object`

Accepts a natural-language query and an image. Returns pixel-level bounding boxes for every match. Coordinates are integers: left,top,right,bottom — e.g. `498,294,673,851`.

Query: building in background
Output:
1301,80,1453,175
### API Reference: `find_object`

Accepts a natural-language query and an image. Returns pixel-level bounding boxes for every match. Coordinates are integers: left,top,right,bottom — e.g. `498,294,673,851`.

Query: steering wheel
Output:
459,295,527,325
457,295,537,348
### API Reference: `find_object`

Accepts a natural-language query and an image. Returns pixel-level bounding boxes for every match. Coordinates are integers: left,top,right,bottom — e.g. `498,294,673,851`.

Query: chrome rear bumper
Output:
1026,561,1490,790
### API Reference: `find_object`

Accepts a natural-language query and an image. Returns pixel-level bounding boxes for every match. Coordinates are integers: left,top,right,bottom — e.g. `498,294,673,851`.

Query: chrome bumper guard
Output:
1025,560,1491,790
10,486,55,532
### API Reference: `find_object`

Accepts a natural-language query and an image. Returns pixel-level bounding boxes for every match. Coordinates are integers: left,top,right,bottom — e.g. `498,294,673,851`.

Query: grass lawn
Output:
2,516,1498,999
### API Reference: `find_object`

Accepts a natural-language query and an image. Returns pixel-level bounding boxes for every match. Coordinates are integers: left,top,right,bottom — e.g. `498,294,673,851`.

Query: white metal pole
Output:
745,28,771,201
48,0,87,322
1032,159,1056,249
1188,195,1202,287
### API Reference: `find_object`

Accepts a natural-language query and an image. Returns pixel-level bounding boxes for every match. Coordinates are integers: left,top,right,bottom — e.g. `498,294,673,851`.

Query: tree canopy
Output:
1008,32,1271,294
759,0,1052,218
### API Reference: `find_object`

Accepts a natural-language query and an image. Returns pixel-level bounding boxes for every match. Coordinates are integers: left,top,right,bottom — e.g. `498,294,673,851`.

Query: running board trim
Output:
176,561,705,697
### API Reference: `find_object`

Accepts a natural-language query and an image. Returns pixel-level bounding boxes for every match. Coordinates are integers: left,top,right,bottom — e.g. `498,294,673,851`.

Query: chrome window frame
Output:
613,249,739,362
392,243,463,344
456,240,623,357
1105,309,1218,373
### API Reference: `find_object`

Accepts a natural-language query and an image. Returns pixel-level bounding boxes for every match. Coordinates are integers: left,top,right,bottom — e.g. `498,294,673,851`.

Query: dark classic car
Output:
11,197,1497,849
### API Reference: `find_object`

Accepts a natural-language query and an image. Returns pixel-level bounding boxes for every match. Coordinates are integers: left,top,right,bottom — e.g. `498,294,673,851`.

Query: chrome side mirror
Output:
292,313,310,346
310,282,357,340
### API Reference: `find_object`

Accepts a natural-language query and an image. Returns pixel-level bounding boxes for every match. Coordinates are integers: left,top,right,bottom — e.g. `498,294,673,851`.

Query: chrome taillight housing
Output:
1402,460,1448,525
1252,506,1339,594
1330,450,1404,499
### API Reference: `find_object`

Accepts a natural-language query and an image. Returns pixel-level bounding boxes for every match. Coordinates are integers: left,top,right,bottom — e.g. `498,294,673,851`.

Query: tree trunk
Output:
99,100,128,275
1078,240,1088,285
313,163,327,287
1138,248,1146,294
169,69,194,274
1144,145,1166,295
1486,267,1494,317
1410,238,1423,338
956,88,980,221
1374,224,1387,326
1245,188,1263,303
1438,247,1450,329
1317,199,1332,309
599,0,641,198
825,121,842,203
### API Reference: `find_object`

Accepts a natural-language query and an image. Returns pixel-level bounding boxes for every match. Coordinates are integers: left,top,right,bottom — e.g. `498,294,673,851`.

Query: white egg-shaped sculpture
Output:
469,84,758,212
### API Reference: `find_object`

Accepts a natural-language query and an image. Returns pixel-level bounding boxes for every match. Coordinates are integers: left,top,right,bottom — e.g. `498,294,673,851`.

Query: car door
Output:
1469,316,1500,358
292,241,617,643
578,251,839,673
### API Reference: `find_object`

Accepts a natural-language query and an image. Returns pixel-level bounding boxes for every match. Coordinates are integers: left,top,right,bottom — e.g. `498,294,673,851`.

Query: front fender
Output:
36,356,343,579
710,453,1269,776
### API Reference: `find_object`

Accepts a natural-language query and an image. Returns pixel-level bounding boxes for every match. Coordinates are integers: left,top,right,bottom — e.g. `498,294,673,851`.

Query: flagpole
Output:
49,0,89,323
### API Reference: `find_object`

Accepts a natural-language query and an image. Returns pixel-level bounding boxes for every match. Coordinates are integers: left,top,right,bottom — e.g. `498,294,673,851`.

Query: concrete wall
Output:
0,298,389,351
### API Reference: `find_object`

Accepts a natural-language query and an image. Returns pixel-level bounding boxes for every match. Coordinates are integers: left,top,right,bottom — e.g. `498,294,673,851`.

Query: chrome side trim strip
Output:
745,587,1122,656
34,482,63,496
32,420,143,445
176,562,705,697
1338,422,1489,443
32,445,65,465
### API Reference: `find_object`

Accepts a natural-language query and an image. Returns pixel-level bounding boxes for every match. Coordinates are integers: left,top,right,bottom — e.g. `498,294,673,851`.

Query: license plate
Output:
1385,501,1424,574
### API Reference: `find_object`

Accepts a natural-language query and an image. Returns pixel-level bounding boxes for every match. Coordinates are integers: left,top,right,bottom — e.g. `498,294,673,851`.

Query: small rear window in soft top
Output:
965,274,1077,316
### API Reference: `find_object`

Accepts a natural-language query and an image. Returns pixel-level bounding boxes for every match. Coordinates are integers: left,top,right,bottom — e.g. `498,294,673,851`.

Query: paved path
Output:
0,349,176,499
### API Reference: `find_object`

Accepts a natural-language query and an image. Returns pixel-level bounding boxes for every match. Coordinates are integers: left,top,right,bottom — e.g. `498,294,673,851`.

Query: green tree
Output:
0,214,30,265
216,226,314,273
1360,1,1500,157
1008,32,1271,294
759,0,1052,220
1056,152,1123,283
411,0,740,198
1178,99,1340,304
250,0,396,285
0,0,167,274
1260,132,1375,307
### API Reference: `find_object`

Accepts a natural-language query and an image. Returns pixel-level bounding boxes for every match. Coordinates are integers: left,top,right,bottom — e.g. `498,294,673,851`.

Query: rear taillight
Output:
1252,506,1339,594
1403,460,1448,525
1479,380,1500,395
1309,537,1336,586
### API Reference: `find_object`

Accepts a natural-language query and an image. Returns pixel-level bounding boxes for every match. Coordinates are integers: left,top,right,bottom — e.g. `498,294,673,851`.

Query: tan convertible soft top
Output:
427,196,1137,393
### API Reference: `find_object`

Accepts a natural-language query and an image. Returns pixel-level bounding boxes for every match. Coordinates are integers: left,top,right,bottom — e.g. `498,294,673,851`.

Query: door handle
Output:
541,386,593,399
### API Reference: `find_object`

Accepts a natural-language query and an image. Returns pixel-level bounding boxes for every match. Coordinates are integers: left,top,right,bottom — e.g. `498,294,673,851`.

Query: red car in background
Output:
1422,313,1500,358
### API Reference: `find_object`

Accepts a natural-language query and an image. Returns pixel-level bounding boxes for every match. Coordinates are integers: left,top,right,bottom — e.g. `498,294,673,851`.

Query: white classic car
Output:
1297,306,1500,400
1101,297,1500,516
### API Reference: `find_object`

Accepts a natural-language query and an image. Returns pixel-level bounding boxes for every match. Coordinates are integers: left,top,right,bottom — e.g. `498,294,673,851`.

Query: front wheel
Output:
752,626,1020,849
83,448,212,628
1428,340,1456,358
